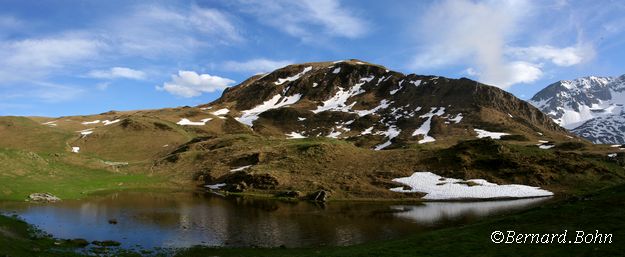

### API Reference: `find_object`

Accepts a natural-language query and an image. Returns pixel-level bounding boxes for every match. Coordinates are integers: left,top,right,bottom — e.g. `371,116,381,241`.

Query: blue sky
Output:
1,0,625,117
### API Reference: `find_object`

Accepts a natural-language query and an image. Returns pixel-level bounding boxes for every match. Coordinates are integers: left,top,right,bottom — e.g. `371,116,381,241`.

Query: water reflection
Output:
0,192,549,250
391,197,550,225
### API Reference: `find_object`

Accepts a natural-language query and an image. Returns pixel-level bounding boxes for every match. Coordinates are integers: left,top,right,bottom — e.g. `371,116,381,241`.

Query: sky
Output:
1,0,625,117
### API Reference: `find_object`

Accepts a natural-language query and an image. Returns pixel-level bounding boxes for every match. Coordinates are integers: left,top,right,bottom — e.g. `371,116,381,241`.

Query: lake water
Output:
0,191,550,250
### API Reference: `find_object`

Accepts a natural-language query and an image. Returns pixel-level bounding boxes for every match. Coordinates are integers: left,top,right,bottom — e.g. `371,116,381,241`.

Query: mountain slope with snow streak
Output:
203,59,571,149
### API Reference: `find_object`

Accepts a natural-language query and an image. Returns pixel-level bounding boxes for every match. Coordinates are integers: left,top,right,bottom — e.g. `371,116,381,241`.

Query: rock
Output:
223,182,248,192
65,238,89,247
307,190,329,202
275,190,301,198
27,193,61,203
224,171,279,190
92,240,121,247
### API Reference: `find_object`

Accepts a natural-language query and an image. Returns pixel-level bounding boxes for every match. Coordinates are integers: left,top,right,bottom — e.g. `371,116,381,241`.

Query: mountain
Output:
529,75,625,144
4,59,624,201
202,59,569,149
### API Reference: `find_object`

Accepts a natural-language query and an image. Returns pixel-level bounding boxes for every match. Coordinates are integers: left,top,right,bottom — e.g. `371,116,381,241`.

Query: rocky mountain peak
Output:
202,60,570,150
530,74,625,144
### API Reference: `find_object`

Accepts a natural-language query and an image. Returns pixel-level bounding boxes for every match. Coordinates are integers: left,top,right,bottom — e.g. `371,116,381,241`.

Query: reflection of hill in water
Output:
0,192,548,249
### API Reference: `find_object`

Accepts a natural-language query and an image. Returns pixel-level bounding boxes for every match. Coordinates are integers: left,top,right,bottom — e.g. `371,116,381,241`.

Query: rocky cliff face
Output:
202,59,571,149
530,75,625,144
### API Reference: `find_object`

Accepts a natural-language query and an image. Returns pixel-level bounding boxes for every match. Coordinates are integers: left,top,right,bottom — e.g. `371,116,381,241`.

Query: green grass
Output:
0,148,167,201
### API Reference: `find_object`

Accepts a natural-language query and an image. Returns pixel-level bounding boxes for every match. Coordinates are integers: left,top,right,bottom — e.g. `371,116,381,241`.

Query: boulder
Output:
27,193,61,203
224,171,279,190
307,190,329,202
92,240,121,247
223,182,248,192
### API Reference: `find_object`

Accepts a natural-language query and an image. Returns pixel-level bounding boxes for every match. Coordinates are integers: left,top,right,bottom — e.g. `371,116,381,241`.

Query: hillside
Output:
1,60,624,201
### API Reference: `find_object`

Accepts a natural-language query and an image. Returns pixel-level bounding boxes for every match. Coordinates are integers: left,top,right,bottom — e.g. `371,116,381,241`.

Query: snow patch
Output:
312,76,373,114
374,125,401,150
355,99,391,117
177,118,212,126
326,128,342,138
42,120,58,126
230,165,252,172
286,132,306,139
236,94,302,126
78,129,94,136
390,172,553,200
474,129,509,139
361,126,374,135
211,108,229,116
205,183,226,190
103,119,121,125
448,113,463,124
275,66,312,85
608,153,617,158
81,120,100,125
71,147,80,153
412,107,445,144
332,67,341,74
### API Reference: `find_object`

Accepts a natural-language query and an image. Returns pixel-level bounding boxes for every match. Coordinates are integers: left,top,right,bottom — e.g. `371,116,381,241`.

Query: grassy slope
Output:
156,134,625,199
0,116,72,154
0,148,167,201
0,116,182,201
1,183,623,257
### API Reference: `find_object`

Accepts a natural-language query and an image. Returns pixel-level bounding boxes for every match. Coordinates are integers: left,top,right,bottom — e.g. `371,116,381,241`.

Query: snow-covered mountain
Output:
529,75,625,144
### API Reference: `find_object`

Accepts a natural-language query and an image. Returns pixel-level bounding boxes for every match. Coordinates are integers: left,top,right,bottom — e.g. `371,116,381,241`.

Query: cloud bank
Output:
412,0,594,88
88,67,146,80
157,71,235,98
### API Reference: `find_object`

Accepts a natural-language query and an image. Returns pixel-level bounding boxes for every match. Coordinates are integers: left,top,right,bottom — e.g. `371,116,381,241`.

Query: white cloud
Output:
507,45,594,66
189,7,241,42
0,81,85,103
33,82,85,103
465,62,543,87
157,71,235,98
411,0,532,88
411,0,594,89
106,4,242,57
88,67,146,80
223,58,293,73
0,35,104,83
236,0,367,41
495,61,543,87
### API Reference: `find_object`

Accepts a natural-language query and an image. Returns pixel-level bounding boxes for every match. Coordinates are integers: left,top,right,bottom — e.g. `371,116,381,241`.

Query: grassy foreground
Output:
0,148,169,201
1,184,623,257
